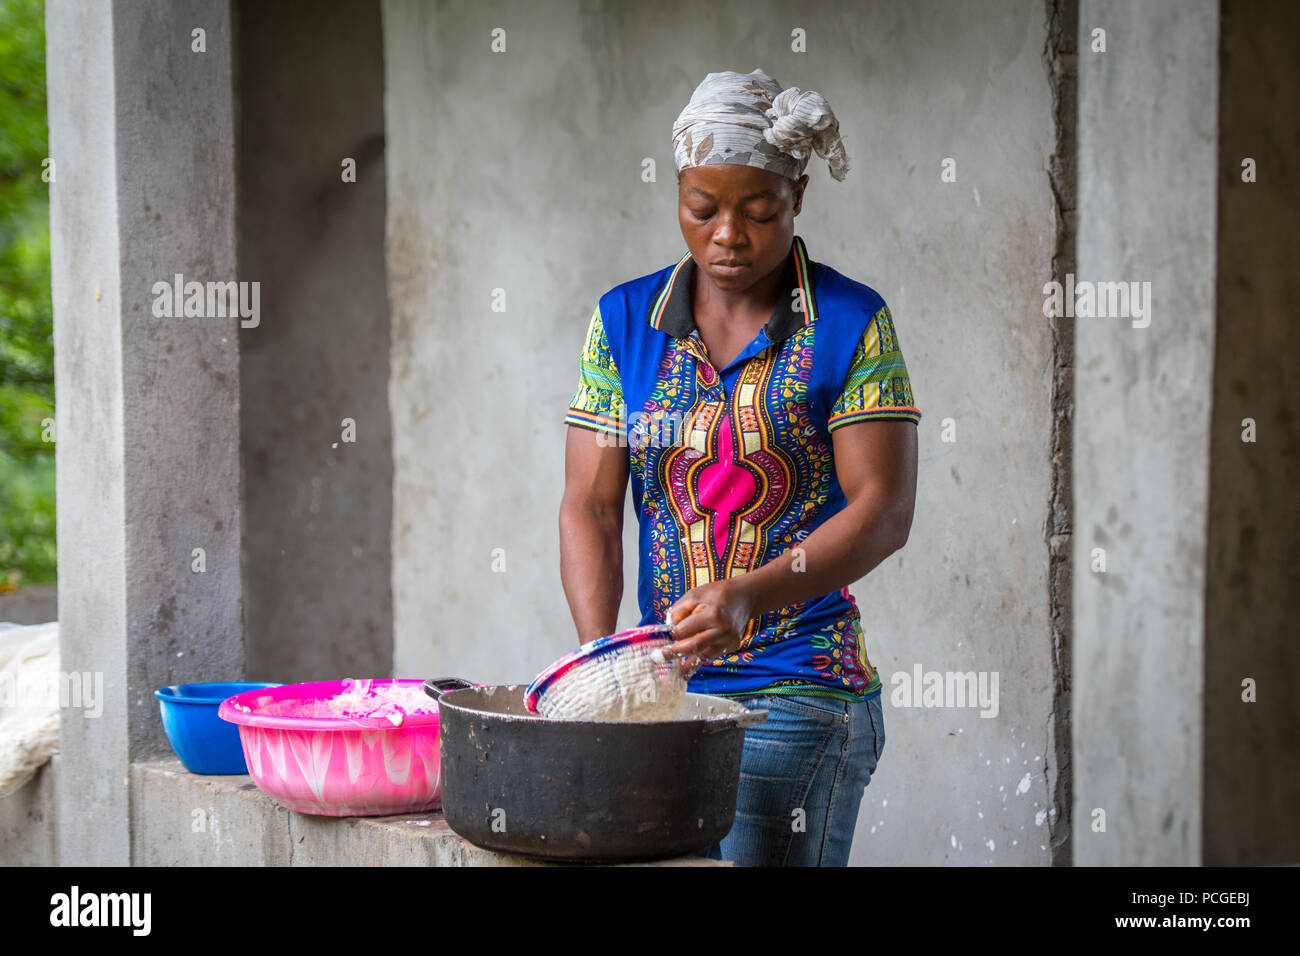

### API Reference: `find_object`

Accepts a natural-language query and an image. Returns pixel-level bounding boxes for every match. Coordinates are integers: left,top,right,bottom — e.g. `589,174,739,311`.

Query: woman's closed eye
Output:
688,208,776,223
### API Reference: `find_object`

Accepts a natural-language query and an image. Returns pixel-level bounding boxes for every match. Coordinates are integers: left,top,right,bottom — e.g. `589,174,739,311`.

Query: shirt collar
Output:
646,234,819,345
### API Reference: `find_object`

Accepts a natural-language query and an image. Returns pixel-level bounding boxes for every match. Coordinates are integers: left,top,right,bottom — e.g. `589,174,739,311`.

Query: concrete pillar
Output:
48,0,243,865
1073,0,1219,864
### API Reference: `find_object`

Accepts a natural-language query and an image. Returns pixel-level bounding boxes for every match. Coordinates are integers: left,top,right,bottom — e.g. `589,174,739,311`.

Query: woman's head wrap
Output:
672,68,849,183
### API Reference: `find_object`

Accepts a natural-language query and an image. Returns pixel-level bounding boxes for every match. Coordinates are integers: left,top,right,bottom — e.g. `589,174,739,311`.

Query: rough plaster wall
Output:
1073,0,1218,865
237,0,394,682
384,0,1057,865
1203,0,1300,866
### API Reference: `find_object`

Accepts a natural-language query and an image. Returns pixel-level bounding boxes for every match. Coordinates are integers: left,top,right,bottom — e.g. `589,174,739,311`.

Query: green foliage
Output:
0,0,55,589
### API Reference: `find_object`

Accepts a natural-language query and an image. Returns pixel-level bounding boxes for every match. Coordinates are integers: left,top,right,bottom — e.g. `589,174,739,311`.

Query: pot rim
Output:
431,683,758,727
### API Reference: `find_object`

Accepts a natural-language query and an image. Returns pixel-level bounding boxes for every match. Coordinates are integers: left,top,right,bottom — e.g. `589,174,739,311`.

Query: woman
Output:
558,68,920,866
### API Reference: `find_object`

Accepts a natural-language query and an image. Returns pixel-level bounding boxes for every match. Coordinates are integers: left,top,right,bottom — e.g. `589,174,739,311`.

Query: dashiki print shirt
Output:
564,235,920,702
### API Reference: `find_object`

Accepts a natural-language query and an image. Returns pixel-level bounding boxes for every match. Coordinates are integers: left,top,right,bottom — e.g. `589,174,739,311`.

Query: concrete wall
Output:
47,0,244,865
0,584,57,625
0,760,57,865
1073,0,1219,865
236,0,394,682
1203,0,1300,866
383,0,1061,865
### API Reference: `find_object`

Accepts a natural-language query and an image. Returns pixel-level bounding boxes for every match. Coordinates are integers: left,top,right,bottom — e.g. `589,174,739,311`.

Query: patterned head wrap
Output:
672,68,849,183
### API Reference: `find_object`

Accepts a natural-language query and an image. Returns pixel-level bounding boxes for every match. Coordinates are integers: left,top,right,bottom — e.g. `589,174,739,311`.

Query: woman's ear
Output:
792,174,809,215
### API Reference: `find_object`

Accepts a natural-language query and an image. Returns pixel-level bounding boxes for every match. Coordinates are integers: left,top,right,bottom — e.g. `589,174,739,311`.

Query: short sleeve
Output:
827,304,921,429
563,305,626,436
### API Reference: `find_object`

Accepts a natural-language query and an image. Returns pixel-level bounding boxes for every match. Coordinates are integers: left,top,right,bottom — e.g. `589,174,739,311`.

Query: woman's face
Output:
677,164,808,295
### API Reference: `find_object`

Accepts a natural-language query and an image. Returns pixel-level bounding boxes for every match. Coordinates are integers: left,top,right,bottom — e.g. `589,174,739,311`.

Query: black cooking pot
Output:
423,677,767,862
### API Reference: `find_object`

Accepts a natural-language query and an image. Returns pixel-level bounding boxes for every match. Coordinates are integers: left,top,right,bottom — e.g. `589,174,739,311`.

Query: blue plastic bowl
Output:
155,682,281,774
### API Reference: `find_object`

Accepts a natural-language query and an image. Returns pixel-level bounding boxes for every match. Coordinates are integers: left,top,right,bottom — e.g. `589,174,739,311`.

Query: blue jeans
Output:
697,691,885,866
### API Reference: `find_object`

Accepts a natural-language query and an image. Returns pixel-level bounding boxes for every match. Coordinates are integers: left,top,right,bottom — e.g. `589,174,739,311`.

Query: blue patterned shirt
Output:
565,235,920,701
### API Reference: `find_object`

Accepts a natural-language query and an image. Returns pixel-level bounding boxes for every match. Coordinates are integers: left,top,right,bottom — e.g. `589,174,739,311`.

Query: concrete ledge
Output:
130,759,729,866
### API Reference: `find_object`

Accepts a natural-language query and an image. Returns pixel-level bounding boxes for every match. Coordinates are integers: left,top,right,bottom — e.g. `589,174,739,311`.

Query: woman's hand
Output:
662,579,758,677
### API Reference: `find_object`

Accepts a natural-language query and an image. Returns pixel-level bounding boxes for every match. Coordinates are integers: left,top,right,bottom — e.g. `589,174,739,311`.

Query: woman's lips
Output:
711,262,750,276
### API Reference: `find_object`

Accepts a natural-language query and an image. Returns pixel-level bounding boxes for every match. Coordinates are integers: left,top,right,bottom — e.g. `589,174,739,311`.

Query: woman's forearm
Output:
730,492,909,618
558,495,624,643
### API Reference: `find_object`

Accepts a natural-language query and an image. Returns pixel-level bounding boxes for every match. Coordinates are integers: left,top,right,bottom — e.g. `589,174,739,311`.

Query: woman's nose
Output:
711,209,745,246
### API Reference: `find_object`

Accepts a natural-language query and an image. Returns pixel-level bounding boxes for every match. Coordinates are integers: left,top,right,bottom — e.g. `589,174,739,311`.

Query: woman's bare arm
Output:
558,424,630,643
663,419,918,660
735,418,918,613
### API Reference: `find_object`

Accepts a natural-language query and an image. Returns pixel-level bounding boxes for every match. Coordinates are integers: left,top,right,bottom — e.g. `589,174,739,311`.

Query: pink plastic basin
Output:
217,679,442,817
